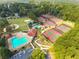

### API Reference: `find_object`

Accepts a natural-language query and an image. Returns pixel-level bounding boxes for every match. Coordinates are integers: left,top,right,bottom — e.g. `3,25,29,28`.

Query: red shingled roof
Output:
28,28,37,37
5,34,12,39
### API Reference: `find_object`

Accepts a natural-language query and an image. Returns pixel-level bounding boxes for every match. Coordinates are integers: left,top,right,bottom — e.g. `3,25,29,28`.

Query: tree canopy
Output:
29,48,46,59
0,1,79,59
0,47,12,59
0,19,9,32
52,3,79,59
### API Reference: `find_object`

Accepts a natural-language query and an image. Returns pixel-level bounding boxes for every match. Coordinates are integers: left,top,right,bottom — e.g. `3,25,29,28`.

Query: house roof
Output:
27,28,37,37
10,48,33,59
5,34,12,39
43,29,62,42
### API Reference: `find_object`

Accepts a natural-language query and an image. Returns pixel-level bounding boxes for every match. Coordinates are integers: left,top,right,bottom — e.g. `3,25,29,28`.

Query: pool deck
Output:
7,33,33,51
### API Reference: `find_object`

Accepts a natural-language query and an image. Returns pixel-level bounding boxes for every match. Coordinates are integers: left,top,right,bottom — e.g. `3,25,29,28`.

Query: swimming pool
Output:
11,36,29,49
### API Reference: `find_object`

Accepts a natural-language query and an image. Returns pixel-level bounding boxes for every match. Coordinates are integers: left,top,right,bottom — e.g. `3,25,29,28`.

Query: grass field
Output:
8,17,30,32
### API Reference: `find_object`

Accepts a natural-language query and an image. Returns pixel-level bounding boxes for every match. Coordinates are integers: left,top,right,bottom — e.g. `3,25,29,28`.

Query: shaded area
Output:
10,48,33,59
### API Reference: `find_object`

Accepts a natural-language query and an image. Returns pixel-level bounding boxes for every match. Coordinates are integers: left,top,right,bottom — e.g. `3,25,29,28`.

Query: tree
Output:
0,19,9,32
49,3,79,59
0,38,6,47
29,48,46,59
27,11,37,20
0,47,12,59
6,26,12,32
54,23,79,59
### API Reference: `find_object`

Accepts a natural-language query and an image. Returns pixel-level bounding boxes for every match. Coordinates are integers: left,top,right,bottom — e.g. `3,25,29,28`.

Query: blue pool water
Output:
11,36,29,49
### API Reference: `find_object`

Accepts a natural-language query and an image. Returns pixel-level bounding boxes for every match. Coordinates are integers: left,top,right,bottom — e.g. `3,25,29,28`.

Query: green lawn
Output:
8,17,30,32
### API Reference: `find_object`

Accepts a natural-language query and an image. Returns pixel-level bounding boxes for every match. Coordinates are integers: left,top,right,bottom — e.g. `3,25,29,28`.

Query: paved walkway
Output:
35,40,50,50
